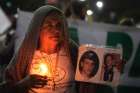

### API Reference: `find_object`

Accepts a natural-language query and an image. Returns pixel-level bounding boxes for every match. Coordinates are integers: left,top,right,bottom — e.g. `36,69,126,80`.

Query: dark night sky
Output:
89,0,140,23
90,0,140,11
0,0,140,24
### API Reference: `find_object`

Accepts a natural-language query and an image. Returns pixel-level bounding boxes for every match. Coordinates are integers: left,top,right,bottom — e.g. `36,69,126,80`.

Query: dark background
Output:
0,0,140,24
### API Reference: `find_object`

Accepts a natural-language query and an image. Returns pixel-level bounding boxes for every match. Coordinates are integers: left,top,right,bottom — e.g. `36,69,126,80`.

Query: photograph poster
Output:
101,47,123,86
75,44,122,86
75,44,104,84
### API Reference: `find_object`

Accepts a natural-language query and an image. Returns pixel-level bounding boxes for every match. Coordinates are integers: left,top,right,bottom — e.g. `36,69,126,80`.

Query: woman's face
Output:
39,16,63,49
82,58,95,77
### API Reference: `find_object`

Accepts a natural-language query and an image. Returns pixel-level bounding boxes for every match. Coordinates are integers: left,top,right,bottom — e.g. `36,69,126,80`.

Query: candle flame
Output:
30,62,51,77
39,63,49,76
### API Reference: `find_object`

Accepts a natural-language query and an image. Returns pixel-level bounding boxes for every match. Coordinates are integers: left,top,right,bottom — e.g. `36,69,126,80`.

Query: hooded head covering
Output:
5,5,70,84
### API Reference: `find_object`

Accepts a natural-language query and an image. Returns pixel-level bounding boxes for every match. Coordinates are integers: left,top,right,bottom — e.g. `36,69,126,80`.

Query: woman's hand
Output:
18,74,48,88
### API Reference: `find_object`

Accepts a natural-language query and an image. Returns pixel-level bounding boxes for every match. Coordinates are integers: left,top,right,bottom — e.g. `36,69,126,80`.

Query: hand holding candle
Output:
19,74,48,88
28,61,51,88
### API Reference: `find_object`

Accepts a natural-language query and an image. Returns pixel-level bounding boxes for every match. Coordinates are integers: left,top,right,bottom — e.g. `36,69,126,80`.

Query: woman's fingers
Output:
29,74,48,88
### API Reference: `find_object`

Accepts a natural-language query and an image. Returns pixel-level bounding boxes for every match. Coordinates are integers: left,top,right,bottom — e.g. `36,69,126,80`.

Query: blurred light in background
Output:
86,9,94,23
14,13,18,19
6,2,12,8
86,9,93,16
96,1,103,9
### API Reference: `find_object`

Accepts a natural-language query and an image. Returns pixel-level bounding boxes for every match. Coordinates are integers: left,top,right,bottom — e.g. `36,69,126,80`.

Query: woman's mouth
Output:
50,35,59,38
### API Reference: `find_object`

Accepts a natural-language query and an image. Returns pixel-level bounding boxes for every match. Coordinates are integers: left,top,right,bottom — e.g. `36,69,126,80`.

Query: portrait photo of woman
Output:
79,50,99,80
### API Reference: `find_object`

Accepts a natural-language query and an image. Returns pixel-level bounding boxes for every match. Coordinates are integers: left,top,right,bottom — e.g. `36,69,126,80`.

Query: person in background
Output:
119,17,135,26
65,0,87,20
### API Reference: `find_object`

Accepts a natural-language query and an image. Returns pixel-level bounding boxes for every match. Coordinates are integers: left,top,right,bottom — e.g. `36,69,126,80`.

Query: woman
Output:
3,5,76,93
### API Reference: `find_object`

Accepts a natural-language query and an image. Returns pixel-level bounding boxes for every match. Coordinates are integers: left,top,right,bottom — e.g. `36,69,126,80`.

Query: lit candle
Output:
30,62,52,77
39,63,51,77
